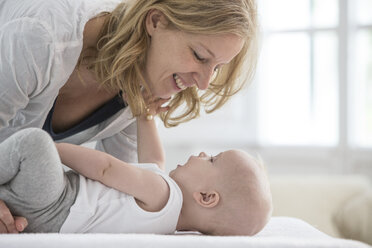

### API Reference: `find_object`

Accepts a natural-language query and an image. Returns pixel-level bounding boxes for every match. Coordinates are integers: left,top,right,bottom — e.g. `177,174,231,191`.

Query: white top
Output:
0,0,138,162
60,164,183,234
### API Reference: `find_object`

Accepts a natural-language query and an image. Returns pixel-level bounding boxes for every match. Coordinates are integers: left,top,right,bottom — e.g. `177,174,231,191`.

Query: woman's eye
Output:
193,51,205,62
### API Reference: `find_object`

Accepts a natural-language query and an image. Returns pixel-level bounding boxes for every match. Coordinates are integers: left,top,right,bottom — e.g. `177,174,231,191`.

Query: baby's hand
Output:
141,91,170,120
143,89,170,113
122,90,170,119
145,97,170,116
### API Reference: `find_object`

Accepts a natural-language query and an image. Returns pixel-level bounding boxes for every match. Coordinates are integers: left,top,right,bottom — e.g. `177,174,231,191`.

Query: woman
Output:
0,0,258,232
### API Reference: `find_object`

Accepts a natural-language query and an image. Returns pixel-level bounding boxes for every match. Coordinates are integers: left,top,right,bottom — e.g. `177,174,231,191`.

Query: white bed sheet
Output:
0,217,370,248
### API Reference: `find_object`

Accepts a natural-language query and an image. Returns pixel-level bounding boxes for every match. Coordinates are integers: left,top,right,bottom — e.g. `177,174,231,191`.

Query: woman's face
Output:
144,10,244,99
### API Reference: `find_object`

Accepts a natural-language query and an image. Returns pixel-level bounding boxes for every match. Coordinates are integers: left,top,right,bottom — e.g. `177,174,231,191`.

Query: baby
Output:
0,99,272,235
169,149,272,235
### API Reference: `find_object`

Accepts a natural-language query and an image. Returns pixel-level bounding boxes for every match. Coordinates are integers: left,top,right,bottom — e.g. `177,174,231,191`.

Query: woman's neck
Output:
59,14,112,99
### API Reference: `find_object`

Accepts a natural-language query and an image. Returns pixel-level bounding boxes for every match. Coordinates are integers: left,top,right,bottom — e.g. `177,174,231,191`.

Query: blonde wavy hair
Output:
91,0,258,127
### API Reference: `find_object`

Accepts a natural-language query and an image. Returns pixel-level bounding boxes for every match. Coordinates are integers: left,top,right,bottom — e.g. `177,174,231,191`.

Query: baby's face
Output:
169,150,237,191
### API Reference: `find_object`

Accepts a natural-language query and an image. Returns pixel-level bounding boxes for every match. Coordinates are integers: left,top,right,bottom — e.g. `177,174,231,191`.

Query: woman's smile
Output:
173,74,187,90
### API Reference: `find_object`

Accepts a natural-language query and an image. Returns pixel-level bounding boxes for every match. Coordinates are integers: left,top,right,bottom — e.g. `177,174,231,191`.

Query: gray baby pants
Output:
0,128,79,232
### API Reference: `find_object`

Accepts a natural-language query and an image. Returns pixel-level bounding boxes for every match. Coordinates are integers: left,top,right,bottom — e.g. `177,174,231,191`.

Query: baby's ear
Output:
193,191,220,208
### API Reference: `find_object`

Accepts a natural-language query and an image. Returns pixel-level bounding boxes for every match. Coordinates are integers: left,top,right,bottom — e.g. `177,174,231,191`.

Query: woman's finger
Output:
0,200,17,233
0,221,8,233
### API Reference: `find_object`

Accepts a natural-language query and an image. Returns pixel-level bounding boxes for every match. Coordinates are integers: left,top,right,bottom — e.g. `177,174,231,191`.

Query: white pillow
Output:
334,189,372,245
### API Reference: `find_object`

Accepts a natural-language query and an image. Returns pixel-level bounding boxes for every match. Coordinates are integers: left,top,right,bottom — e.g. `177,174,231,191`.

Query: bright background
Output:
158,0,372,177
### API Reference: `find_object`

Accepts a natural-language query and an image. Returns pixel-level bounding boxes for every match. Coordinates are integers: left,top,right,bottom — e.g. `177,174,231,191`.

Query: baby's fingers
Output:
157,97,171,106
155,98,170,110
158,106,170,113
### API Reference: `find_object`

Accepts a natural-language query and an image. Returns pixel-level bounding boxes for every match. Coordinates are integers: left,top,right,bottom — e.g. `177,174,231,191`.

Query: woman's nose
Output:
195,67,215,90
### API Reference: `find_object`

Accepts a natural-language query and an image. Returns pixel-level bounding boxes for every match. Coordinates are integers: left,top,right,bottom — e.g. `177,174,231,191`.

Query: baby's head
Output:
170,149,272,236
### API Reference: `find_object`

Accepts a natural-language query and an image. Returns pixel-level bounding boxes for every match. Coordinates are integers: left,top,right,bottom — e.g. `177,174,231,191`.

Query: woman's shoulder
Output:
1,0,120,44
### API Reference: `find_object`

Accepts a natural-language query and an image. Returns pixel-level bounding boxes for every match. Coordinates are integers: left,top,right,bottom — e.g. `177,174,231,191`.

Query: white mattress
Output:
0,217,370,248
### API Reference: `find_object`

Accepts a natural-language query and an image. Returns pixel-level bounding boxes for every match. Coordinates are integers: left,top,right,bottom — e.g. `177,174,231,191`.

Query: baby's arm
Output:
136,94,170,170
56,143,169,212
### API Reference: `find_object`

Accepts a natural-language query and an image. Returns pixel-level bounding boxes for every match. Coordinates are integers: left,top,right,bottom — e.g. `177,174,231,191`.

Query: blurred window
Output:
257,0,339,146
352,0,372,147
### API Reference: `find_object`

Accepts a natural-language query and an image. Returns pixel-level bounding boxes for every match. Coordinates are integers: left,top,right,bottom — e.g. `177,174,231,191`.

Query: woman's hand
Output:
0,200,28,233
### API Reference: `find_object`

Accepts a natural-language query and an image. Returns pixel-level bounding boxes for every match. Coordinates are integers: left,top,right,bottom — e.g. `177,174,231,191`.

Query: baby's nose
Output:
198,152,207,157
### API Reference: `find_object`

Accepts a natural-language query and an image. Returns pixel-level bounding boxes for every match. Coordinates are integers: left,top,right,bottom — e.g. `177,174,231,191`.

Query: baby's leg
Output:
0,128,78,232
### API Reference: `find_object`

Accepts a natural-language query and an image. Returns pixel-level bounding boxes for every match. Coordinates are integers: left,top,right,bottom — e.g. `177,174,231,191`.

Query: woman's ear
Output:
145,9,167,36
193,191,220,208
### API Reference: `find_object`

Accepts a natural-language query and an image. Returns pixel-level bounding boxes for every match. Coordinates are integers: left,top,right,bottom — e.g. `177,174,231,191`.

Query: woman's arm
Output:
56,143,169,211
0,21,53,140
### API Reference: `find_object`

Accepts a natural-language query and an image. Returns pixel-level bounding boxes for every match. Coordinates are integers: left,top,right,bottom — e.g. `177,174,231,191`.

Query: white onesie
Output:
60,163,183,234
